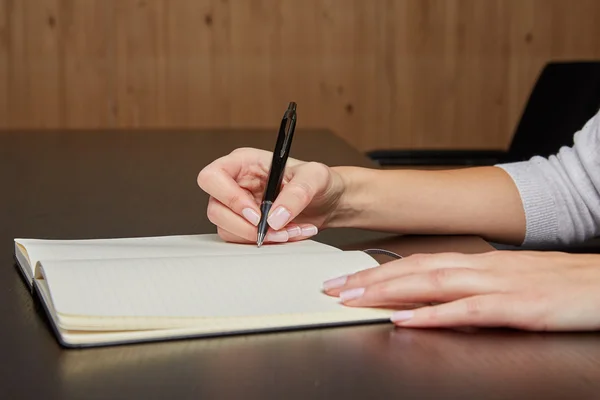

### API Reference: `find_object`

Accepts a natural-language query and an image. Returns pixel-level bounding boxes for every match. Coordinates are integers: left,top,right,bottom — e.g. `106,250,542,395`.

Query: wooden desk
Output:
1,129,598,399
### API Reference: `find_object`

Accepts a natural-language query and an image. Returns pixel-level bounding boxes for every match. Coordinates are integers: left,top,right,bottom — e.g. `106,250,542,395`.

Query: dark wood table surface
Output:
1,128,600,399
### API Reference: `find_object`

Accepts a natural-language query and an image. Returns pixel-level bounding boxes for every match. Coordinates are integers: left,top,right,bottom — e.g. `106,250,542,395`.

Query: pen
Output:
256,102,297,247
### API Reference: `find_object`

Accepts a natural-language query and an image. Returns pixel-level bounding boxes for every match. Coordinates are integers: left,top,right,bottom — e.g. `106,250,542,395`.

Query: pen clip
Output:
279,102,296,158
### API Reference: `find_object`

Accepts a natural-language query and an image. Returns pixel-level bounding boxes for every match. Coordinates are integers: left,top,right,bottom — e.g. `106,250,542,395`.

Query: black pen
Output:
257,102,297,247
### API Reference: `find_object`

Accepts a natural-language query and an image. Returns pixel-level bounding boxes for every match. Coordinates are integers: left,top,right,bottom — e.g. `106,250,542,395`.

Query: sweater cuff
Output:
494,162,558,246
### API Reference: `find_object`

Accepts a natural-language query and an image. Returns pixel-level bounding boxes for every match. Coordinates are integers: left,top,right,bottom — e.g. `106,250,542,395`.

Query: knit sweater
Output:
496,108,600,246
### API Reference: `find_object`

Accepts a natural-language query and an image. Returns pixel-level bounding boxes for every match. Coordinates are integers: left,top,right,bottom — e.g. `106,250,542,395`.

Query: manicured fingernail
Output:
340,287,365,302
287,226,302,238
301,225,318,237
265,230,289,242
242,208,260,226
267,207,291,230
391,310,414,322
323,275,348,290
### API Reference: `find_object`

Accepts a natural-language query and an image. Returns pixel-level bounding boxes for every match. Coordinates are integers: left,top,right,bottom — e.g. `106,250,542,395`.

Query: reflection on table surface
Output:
56,323,600,399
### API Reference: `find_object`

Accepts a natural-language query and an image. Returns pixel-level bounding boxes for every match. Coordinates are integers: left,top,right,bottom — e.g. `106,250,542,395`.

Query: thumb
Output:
266,162,330,230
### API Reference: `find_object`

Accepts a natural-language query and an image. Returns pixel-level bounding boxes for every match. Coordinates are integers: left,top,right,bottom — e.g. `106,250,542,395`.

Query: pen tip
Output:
257,232,265,248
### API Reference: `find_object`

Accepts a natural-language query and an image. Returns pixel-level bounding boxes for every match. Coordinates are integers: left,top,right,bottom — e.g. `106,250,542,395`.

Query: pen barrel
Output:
256,102,297,244
262,107,296,202
262,153,287,201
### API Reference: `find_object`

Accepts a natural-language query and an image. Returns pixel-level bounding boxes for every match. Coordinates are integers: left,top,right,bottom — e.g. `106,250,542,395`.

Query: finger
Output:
217,224,310,244
197,159,261,226
216,226,253,244
266,162,331,230
390,294,531,329
207,197,261,242
217,225,298,245
338,268,498,307
209,197,302,243
323,252,484,296
285,224,320,242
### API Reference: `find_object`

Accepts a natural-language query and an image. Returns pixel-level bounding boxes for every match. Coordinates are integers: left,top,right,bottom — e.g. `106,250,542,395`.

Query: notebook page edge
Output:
55,305,392,331
58,310,391,347
32,279,69,347
13,241,33,286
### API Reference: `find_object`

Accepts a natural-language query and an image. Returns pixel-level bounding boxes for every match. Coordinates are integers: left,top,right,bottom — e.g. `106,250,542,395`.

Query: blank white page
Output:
15,234,340,275
40,251,380,324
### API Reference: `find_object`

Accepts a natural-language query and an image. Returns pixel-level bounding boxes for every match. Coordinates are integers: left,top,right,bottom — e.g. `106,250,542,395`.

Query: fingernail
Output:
323,275,348,290
267,207,291,230
340,287,365,302
301,225,318,237
287,226,302,238
391,310,414,322
242,208,260,226
265,230,289,242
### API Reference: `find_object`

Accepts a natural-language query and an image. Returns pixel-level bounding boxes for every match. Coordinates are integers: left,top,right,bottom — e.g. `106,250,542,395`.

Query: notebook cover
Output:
13,255,33,290
31,279,389,349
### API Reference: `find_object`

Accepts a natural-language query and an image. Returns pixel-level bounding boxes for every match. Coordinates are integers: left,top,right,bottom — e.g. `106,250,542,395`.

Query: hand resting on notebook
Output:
322,251,600,331
197,108,600,332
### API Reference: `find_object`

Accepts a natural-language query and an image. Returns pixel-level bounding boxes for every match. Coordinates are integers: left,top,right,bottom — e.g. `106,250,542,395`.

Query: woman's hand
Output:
323,251,600,331
197,147,346,244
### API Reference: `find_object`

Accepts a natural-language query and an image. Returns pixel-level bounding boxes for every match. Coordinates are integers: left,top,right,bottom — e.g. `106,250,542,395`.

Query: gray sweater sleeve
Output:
495,108,600,246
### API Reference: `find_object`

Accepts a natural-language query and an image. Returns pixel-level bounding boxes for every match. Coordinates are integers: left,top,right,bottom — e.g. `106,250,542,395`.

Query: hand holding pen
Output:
197,102,345,245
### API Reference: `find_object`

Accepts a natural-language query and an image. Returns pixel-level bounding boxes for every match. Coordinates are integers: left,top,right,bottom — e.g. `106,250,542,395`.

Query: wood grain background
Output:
1,0,599,152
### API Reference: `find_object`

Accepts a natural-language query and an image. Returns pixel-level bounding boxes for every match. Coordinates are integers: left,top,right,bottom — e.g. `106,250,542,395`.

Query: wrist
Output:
326,166,376,229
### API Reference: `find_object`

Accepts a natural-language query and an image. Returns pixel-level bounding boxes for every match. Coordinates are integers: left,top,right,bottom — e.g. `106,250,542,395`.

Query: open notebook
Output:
14,234,396,348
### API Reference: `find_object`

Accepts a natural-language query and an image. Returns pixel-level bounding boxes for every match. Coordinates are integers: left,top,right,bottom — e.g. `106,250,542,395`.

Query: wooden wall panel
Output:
60,0,114,126
0,0,7,123
1,0,600,152
3,0,62,127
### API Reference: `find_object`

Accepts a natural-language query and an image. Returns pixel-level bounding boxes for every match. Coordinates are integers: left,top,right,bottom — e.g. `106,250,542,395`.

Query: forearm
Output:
330,166,526,245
